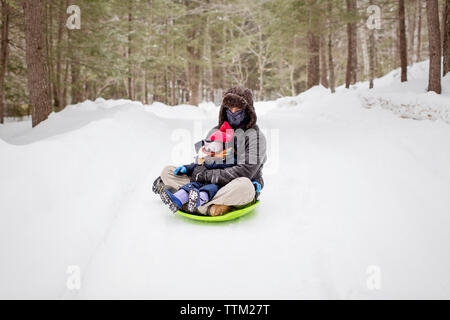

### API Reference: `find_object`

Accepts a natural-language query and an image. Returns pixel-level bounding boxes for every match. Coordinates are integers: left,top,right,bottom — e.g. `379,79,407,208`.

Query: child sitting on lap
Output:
160,121,236,213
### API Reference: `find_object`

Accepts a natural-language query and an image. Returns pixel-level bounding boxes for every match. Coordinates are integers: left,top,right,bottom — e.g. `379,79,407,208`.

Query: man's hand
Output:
174,166,187,175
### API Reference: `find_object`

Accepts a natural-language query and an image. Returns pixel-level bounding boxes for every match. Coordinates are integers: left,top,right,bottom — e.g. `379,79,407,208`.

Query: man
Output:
153,86,267,216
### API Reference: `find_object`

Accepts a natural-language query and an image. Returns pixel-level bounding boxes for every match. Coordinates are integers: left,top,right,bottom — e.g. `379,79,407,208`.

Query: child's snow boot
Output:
187,189,210,213
160,189,182,213
187,189,201,213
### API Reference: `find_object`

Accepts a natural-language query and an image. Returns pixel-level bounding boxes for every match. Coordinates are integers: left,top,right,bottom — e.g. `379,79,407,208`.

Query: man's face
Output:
227,106,241,113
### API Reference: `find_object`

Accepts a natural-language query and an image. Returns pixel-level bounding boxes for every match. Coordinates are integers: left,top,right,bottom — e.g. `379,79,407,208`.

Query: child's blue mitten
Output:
252,181,262,193
174,166,187,175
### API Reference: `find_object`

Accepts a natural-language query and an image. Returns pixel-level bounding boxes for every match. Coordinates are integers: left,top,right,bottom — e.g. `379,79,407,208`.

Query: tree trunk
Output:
360,19,369,80
144,69,148,105
0,0,10,124
320,34,328,88
307,30,320,89
258,59,264,99
407,0,417,64
62,59,69,106
399,0,408,82
23,0,51,127
368,26,376,89
426,0,442,93
171,70,176,106
187,45,200,106
345,0,358,88
69,36,81,103
44,0,53,107
328,33,336,93
205,15,214,102
186,24,201,106
443,0,450,76
257,26,265,100
55,0,65,108
416,0,422,62
128,2,134,101
327,1,335,93
442,0,447,51
67,0,81,104
289,65,296,96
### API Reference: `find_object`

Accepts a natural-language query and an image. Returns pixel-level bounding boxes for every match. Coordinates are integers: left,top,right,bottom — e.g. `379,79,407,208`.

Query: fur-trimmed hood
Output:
218,86,257,129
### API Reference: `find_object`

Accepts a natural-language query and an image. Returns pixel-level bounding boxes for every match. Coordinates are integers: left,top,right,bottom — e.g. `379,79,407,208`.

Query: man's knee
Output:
228,177,251,187
227,177,255,199
197,177,255,214
161,165,176,184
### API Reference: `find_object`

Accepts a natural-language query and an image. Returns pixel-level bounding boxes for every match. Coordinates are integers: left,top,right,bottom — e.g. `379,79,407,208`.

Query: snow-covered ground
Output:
1,61,450,299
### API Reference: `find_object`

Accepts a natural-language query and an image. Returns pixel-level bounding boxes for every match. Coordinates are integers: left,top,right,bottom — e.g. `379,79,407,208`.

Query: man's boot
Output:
209,204,231,216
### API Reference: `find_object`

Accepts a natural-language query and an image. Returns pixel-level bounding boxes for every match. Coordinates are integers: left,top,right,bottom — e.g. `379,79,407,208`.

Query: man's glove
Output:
174,166,187,175
252,181,262,193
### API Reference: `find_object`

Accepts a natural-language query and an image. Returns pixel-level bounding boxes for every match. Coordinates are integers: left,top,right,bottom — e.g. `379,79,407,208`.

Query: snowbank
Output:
354,60,450,124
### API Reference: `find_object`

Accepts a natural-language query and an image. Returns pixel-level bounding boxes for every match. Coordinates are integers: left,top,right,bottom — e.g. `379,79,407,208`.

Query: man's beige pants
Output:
160,165,255,215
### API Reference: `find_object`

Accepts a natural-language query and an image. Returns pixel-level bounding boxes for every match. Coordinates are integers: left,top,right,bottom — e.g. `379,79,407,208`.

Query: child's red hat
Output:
208,121,234,143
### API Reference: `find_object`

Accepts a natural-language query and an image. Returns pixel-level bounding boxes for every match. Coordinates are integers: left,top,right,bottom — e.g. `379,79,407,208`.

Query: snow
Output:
1,60,450,299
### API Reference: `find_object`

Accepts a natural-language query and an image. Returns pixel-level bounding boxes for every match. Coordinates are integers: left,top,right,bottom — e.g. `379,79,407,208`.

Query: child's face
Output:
203,140,223,154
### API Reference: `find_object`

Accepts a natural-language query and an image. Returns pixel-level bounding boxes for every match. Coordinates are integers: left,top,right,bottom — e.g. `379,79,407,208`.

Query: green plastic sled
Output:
176,200,260,222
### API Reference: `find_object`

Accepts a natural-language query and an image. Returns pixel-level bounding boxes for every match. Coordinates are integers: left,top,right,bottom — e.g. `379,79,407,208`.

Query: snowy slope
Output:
1,61,450,299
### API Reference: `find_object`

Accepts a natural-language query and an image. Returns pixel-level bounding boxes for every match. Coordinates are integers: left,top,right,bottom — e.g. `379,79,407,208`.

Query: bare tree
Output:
426,0,441,93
